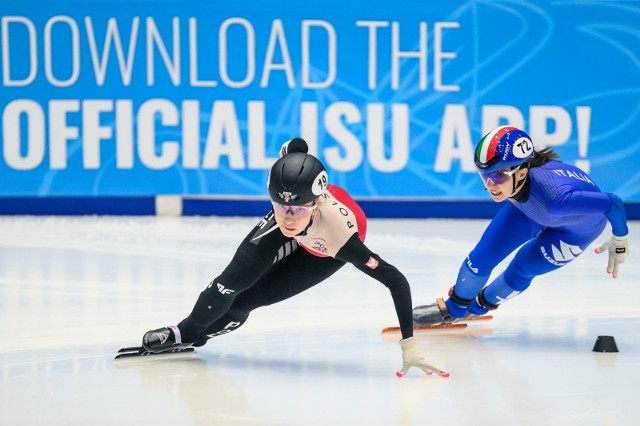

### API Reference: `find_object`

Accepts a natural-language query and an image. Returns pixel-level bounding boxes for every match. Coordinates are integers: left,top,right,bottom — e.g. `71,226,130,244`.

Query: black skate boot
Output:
142,326,190,352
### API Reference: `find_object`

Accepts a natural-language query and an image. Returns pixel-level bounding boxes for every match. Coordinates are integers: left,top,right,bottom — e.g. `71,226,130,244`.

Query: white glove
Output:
595,235,629,278
397,337,449,378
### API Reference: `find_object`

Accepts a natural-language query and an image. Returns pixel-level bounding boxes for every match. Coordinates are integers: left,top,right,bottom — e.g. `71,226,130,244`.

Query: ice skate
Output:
142,326,190,352
412,298,475,326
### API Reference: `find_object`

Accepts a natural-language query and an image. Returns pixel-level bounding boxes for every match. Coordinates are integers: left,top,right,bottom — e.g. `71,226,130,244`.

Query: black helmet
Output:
268,152,328,205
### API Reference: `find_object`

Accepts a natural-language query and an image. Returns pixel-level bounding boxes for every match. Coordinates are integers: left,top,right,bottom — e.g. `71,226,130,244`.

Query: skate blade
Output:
381,315,493,334
114,346,196,360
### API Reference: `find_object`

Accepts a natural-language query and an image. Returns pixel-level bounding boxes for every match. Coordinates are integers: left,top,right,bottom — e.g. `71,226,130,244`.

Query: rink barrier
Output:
0,197,638,219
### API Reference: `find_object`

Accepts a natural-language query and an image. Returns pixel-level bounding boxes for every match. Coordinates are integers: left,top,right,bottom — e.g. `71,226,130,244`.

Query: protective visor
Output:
271,202,316,217
479,166,521,185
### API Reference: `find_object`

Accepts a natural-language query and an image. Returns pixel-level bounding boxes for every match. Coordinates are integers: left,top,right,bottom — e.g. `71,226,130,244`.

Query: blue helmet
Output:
474,126,535,173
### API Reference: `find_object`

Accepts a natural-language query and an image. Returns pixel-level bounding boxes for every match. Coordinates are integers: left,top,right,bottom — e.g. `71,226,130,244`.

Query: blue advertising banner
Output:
1,0,639,208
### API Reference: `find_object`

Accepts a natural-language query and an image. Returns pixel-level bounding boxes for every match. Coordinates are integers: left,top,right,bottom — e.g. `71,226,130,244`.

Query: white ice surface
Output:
1,216,638,426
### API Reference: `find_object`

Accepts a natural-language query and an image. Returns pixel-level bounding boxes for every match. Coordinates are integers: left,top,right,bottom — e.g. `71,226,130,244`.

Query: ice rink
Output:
1,215,638,426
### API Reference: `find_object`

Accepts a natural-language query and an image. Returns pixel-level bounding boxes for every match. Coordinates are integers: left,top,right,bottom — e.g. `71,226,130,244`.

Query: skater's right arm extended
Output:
335,234,449,378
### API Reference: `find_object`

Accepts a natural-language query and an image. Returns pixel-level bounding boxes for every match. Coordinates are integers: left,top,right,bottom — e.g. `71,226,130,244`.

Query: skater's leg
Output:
192,249,346,345
470,224,606,313
445,203,542,316
414,204,540,325
142,212,290,351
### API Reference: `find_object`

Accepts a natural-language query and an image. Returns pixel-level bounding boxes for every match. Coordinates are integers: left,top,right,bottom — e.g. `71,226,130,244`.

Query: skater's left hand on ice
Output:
595,235,629,278
397,337,449,378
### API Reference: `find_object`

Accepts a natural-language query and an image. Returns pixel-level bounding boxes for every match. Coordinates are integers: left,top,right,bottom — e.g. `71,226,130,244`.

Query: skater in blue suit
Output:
413,125,630,325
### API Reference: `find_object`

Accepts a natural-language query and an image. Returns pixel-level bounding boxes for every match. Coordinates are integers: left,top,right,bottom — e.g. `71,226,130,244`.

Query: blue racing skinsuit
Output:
446,160,629,317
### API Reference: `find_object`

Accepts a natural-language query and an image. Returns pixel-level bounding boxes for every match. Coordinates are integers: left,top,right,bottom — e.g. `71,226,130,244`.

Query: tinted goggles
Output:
479,166,521,185
271,202,316,217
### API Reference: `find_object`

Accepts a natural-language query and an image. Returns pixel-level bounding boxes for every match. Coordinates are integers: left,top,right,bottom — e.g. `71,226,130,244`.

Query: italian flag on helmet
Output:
474,126,534,172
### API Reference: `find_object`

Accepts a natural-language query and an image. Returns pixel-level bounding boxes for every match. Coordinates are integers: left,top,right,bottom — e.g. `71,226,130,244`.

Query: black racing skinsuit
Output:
177,186,414,345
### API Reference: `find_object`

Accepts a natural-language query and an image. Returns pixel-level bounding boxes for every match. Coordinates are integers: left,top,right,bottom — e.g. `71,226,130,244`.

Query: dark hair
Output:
528,147,560,168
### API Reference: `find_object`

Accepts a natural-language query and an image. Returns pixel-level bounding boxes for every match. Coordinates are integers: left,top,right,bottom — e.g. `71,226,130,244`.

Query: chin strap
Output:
296,199,322,236
296,215,315,236
509,170,527,198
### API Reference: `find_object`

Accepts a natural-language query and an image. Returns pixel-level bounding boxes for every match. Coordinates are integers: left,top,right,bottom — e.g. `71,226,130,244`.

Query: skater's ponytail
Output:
529,148,560,169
